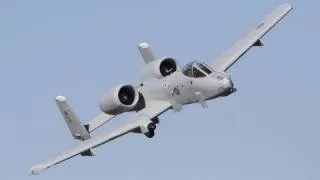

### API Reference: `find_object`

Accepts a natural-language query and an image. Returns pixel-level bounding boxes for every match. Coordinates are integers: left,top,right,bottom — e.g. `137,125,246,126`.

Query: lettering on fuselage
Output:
170,84,185,96
171,86,180,96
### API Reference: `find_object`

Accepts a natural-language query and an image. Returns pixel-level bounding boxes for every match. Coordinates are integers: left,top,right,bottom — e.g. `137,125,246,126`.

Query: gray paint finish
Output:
30,4,293,175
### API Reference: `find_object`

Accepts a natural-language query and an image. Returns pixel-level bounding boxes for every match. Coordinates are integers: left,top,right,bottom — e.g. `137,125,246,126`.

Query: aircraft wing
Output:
85,113,115,133
29,100,172,175
211,4,293,72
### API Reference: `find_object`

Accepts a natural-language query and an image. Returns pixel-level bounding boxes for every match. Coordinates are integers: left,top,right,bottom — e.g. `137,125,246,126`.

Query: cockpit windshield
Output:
182,61,214,78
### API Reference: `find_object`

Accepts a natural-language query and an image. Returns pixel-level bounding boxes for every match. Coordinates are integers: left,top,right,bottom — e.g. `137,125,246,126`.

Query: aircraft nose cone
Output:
222,78,233,89
219,77,236,96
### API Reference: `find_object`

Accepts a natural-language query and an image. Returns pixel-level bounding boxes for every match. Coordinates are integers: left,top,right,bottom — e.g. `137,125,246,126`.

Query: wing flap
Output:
139,100,172,118
211,4,293,72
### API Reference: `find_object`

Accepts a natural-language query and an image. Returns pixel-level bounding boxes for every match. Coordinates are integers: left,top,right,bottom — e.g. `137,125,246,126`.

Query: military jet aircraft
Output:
30,4,293,175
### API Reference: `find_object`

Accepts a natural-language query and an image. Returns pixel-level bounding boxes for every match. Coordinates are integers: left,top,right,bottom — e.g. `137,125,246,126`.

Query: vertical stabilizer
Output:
55,96,91,141
137,42,156,63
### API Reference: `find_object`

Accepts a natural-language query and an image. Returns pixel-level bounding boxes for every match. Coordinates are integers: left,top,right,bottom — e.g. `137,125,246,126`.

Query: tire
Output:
148,123,156,131
145,131,155,138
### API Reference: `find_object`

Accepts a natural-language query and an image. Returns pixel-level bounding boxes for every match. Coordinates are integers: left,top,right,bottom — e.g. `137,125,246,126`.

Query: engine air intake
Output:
118,86,136,105
159,58,177,77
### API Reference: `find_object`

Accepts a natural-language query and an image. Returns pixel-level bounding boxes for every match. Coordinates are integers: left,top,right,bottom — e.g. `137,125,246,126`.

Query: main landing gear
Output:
145,123,156,138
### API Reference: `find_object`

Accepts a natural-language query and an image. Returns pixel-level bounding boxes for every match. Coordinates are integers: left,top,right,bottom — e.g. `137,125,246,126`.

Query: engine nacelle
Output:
99,84,139,115
141,57,179,81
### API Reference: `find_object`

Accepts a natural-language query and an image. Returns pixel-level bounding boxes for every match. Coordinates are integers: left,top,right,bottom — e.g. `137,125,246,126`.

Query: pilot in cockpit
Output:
182,61,214,78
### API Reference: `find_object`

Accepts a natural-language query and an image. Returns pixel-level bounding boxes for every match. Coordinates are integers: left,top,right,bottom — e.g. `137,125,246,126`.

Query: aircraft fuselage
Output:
138,70,235,109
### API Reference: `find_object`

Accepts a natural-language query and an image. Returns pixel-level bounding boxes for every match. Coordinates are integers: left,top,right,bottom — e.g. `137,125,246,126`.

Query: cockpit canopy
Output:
182,61,215,78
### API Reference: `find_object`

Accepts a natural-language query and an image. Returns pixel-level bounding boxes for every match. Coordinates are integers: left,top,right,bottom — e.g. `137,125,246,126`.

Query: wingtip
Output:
280,3,294,10
29,165,47,175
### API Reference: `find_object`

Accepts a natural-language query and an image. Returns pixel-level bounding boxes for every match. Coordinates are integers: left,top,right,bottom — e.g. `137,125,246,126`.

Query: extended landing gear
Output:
151,117,160,124
145,131,155,138
145,123,156,138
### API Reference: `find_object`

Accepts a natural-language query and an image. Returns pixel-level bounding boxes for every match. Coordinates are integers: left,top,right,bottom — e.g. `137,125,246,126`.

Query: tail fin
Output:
137,42,156,64
55,96,91,141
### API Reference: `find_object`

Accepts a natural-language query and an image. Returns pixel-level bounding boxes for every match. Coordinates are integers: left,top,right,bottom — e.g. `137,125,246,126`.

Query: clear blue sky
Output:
1,0,319,179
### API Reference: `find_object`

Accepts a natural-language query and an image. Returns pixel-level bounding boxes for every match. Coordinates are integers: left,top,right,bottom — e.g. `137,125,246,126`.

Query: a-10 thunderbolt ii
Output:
30,4,293,175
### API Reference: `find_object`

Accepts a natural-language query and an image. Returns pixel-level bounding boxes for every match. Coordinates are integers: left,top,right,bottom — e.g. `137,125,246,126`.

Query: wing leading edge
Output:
211,4,293,72
29,100,171,175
